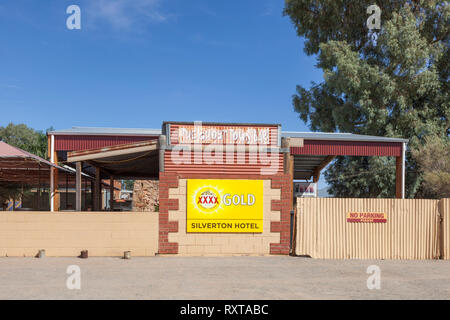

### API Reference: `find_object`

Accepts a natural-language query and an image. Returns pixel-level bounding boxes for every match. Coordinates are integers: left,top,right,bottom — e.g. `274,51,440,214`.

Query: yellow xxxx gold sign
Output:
187,179,263,233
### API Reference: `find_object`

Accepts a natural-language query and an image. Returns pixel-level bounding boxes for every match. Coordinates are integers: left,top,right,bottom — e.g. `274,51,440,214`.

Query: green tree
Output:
0,123,51,159
411,135,450,198
284,0,449,198
0,123,52,207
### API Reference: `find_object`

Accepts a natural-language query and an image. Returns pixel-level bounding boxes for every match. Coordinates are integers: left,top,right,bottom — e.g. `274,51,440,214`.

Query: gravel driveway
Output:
0,256,448,299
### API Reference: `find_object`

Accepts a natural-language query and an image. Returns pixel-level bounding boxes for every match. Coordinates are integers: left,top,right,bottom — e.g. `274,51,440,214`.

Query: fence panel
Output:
440,199,450,260
296,198,440,259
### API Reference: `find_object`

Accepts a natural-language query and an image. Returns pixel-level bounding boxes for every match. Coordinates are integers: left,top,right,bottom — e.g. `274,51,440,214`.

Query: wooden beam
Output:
65,171,69,210
47,135,51,159
93,167,101,211
395,156,403,199
76,162,82,211
313,170,321,183
109,175,114,211
68,144,158,163
53,150,60,211
318,155,336,172
90,180,95,211
282,138,289,174
313,155,335,183
395,142,406,199
37,164,41,210
281,137,295,218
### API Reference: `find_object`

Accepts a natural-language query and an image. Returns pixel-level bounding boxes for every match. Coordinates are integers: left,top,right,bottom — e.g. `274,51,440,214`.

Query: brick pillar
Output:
269,173,292,255
158,172,179,254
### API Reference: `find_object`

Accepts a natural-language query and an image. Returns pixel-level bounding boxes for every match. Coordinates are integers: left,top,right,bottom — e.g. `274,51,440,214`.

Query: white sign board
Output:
294,182,317,198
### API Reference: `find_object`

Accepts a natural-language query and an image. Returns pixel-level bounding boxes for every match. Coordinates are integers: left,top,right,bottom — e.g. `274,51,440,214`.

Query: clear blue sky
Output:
1,0,323,133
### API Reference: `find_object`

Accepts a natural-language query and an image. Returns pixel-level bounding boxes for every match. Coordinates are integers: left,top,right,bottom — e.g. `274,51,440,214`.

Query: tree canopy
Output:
0,123,50,159
284,0,449,198
411,134,450,198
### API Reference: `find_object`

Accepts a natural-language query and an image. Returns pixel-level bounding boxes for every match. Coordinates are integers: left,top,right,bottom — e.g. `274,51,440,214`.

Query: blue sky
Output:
0,0,323,133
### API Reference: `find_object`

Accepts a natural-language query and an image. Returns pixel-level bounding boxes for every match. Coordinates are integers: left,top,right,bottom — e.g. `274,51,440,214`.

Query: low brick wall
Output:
0,212,159,257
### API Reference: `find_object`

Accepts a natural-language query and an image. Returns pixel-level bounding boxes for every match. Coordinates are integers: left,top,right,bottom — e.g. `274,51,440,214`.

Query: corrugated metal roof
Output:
49,126,408,143
66,140,159,179
55,135,155,152
293,155,328,180
282,131,408,143
0,141,68,170
290,140,403,157
163,121,281,127
48,126,162,136
67,140,158,158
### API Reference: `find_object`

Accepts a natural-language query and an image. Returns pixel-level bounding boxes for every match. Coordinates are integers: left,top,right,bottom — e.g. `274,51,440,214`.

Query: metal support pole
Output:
402,142,406,199
90,180,94,211
50,135,55,212
94,167,101,211
159,135,166,172
83,176,86,211
37,164,41,210
99,179,103,211
65,171,68,209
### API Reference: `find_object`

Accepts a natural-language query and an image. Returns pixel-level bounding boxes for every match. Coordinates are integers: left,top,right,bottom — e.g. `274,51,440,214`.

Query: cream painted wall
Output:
0,212,159,257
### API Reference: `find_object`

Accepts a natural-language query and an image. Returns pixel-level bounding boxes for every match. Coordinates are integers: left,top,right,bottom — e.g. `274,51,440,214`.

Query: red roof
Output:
0,141,80,186
0,141,58,168
0,141,57,167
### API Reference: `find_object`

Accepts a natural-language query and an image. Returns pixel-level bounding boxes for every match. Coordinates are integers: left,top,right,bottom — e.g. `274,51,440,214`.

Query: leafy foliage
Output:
411,135,450,198
284,0,449,198
0,123,51,159
325,156,396,198
0,123,52,205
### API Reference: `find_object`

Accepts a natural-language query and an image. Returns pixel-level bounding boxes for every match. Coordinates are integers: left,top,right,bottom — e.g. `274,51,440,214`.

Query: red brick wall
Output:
158,172,179,254
158,172,292,255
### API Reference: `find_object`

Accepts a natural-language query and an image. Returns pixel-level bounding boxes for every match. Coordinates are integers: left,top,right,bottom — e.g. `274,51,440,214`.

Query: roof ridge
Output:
71,126,158,129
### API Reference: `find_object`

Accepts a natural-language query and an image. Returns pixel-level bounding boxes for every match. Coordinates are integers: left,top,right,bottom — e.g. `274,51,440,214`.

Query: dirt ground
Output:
0,256,448,300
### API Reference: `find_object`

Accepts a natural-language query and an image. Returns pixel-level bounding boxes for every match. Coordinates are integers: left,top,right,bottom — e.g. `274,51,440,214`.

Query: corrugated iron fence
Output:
296,198,450,260
441,199,450,260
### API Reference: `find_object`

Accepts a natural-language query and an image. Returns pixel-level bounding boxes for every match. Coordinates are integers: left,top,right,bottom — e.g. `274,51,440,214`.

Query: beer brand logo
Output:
193,186,222,213
197,190,219,209
191,184,257,215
